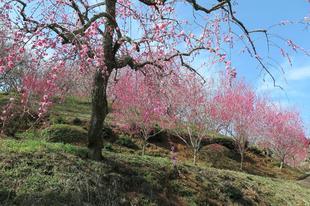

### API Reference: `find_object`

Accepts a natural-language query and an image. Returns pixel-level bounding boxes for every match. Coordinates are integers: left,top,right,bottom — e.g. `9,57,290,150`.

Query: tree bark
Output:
88,70,109,161
280,161,284,170
240,152,244,170
87,0,116,161
142,142,146,156
193,149,197,165
279,155,286,169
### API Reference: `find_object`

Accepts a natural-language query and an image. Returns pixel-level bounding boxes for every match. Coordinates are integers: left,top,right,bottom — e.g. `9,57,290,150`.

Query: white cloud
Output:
287,66,310,81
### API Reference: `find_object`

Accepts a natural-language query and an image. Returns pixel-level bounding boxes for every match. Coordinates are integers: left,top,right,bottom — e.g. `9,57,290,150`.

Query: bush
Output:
50,115,67,124
202,136,235,150
72,117,82,125
1,108,38,137
15,130,41,140
41,124,88,144
115,134,138,149
248,145,264,157
102,124,117,142
103,143,113,151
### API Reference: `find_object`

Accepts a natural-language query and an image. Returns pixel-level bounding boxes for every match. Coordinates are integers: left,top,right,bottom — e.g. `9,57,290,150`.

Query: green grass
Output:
0,138,309,206
50,96,91,123
195,167,310,205
49,96,116,127
0,139,87,157
0,140,113,205
41,124,88,144
0,139,175,205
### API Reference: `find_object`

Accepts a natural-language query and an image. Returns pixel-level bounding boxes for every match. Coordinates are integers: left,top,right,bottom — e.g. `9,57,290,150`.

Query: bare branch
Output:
116,47,221,83
13,0,120,43
68,0,86,25
185,0,227,14
138,0,167,6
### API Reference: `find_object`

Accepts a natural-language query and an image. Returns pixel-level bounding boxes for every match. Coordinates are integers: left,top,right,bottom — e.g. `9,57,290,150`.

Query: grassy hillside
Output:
0,139,309,206
0,95,309,205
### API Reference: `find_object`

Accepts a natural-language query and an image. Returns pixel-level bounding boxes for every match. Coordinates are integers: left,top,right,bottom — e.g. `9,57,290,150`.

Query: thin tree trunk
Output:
142,142,146,156
88,71,109,160
239,135,246,170
240,151,244,170
141,131,148,156
280,161,284,169
193,149,197,165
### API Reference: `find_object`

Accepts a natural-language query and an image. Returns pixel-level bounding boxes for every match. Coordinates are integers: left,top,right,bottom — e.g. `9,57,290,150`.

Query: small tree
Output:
111,70,166,155
261,108,308,169
213,79,257,169
166,73,216,164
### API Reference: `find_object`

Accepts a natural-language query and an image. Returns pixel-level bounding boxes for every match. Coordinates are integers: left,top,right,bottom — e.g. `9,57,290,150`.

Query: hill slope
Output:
0,95,309,205
0,139,309,206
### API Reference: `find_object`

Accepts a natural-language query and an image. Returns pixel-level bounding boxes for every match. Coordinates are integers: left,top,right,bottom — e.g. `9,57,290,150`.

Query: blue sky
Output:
176,0,310,136
231,0,310,136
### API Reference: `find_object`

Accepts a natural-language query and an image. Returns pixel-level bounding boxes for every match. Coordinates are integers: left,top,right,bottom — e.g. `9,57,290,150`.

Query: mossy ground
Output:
0,95,309,205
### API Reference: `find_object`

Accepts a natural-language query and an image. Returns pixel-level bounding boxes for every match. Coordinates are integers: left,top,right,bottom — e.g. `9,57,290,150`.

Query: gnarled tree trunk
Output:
88,70,110,160
88,0,116,161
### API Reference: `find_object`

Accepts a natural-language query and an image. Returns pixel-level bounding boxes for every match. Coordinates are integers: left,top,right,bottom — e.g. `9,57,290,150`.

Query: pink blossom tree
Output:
165,73,217,164
111,70,167,155
0,16,29,92
213,78,258,169
260,108,308,169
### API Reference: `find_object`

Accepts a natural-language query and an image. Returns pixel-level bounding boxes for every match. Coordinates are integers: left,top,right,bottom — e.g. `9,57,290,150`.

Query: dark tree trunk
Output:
88,70,109,161
87,0,116,161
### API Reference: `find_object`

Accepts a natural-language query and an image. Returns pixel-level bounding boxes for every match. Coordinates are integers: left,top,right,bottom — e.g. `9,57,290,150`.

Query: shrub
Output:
41,124,87,144
1,108,38,137
103,143,113,151
115,134,138,149
248,145,264,157
102,124,117,142
72,117,82,126
50,115,67,124
203,136,235,150
15,130,41,140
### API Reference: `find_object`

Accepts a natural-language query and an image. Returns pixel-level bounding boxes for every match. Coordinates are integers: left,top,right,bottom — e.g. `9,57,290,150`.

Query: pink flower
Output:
19,47,25,53
7,61,14,69
0,66,5,73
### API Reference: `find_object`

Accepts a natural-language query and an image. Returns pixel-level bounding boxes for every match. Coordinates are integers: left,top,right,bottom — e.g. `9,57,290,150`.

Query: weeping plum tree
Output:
0,0,306,160
0,18,30,93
